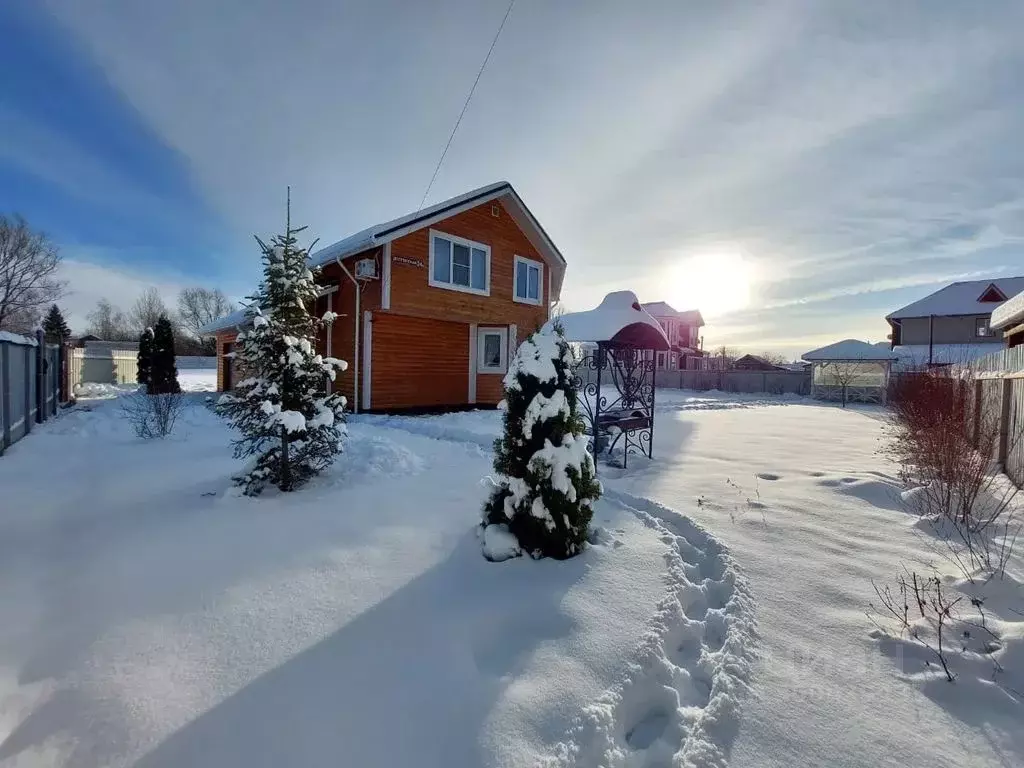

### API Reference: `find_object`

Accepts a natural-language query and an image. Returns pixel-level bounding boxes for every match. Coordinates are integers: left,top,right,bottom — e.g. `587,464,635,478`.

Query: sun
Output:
666,249,755,318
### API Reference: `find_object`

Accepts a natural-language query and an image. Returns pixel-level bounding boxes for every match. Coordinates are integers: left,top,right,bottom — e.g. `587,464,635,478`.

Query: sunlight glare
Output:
666,250,755,318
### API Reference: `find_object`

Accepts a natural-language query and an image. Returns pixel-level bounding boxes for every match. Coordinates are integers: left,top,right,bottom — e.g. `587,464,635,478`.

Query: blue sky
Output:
4,0,1024,356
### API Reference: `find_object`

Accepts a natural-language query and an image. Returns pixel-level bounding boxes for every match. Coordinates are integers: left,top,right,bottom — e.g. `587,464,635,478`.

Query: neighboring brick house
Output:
202,181,565,412
639,302,704,370
885,276,1024,367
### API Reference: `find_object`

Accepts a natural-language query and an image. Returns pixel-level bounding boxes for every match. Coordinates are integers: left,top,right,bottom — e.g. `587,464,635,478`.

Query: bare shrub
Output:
121,391,186,439
869,567,1012,685
887,370,1021,578
869,567,961,681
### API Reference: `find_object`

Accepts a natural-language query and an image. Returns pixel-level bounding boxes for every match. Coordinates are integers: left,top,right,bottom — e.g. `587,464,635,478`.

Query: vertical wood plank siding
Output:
370,314,469,409
388,200,549,332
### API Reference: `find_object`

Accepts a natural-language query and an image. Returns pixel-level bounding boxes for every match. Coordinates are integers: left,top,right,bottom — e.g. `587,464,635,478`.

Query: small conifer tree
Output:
43,304,71,343
482,326,601,559
137,326,154,389
217,196,348,495
150,315,180,394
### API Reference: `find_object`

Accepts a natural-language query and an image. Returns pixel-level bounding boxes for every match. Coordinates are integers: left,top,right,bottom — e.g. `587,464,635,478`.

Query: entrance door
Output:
223,342,234,390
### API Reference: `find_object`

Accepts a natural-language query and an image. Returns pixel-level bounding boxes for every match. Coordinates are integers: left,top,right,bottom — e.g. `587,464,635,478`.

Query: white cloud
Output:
38,0,1024,351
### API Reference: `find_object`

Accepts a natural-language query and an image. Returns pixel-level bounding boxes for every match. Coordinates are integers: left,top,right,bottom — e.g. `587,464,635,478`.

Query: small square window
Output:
977,318,993,337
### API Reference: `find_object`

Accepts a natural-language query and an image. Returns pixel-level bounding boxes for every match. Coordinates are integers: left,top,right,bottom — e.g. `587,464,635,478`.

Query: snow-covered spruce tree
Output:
217,210,348,495
482,326,601,560
150,315,180,394
137,326,154,390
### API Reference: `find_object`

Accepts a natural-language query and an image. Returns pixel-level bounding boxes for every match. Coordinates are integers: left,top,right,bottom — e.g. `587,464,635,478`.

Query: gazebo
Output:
802,339,897,404
551,291,671,467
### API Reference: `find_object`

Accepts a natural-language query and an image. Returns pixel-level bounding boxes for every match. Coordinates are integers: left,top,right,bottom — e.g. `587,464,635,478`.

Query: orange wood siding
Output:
387,200,549,333
316,250,383,406
475,372,504,405
215,331,238,391
370,314,469,410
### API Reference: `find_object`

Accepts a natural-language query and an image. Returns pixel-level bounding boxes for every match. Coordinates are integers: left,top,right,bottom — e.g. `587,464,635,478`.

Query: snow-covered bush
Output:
217,214,348,495
150,315,180,395
482,326,601,560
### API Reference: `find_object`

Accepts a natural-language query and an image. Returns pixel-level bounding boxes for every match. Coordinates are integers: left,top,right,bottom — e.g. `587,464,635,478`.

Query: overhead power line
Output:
418,0,516,210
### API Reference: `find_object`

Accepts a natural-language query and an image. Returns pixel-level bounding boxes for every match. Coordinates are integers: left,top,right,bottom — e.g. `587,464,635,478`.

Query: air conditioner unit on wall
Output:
355,258,378,279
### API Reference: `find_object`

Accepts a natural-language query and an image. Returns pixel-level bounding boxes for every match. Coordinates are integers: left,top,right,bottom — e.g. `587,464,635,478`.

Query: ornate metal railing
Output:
571,342,656,469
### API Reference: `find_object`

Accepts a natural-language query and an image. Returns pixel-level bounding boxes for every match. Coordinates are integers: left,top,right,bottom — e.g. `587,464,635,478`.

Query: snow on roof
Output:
802,339,895,362
551,291,671,349
307,180,568,300
991,287,1024,330
198,306,256,335
886,276,1024,320
0,331,38,346
640,301,678,316
891,343,1004,369
640,302,705,326
308,181,512,267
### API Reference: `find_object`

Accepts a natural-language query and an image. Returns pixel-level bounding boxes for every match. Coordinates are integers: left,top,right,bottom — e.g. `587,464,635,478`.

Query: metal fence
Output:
653,369,811,395
69,348,139,387
576,364,811,395
67,348,216,388
0,332,62,455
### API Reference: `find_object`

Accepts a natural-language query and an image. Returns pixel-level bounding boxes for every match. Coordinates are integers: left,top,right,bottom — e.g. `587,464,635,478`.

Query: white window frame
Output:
477,327,508,374
428,229,490,296
513,255,544,306
977,317,993,338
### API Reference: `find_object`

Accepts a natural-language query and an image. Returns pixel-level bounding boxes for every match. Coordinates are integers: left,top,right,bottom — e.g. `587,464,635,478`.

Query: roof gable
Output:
308,181,567,299
977,283,1007,302
641,302,705,327
886,276,1024,320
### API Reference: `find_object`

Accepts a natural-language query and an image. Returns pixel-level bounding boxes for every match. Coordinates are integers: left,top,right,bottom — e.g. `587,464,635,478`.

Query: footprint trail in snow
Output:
547,490,757,768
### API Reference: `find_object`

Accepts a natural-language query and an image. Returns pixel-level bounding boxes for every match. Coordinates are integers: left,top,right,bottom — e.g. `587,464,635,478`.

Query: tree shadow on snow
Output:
132,529,590,768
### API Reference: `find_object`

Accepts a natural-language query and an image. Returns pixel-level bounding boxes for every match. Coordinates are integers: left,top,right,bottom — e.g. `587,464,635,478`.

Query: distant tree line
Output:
0,212,232,355
84,286,232,355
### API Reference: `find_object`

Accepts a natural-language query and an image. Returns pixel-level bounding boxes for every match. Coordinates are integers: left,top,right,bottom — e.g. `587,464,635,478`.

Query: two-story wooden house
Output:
202,182,566,412
640,302,704,370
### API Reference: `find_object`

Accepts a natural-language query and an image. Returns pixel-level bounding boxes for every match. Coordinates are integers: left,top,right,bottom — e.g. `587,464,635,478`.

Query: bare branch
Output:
0,214,64,332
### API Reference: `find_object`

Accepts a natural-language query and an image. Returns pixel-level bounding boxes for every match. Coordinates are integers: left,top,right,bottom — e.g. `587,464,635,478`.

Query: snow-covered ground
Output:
0,393,1020,767
72,369,216,399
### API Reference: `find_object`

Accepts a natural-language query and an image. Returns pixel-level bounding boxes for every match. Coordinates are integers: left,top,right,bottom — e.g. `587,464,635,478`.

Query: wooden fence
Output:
968,347,1024,488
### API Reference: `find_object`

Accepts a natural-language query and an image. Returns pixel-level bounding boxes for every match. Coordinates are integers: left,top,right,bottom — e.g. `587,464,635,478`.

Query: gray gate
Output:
0,331,64,454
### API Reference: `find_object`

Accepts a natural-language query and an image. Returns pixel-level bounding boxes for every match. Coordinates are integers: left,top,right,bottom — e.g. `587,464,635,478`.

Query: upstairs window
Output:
514,255,543,305
977,317,994,337
429,230,489,295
